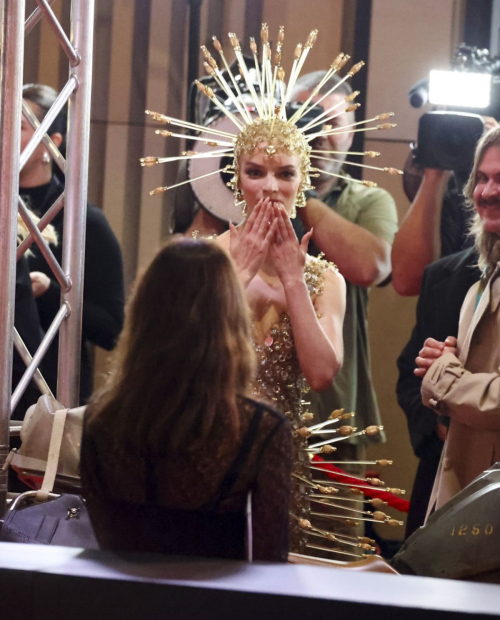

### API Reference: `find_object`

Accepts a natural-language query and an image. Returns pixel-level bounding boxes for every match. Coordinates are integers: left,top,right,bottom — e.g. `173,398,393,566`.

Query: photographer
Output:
392,116,497,296
393,45,500,295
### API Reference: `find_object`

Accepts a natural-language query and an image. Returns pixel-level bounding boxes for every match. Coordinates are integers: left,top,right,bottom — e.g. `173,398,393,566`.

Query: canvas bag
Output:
1,396,98,548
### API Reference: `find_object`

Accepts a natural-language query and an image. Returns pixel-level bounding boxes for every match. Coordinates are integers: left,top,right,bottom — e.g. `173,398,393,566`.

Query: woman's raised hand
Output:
229,197,278,287
269,203,313,287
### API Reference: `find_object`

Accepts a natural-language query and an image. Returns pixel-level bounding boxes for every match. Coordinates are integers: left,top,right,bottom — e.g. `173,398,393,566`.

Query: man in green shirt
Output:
291,71,398,470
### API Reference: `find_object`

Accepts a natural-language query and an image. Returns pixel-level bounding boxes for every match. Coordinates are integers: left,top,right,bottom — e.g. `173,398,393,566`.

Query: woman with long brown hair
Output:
81,237,292,561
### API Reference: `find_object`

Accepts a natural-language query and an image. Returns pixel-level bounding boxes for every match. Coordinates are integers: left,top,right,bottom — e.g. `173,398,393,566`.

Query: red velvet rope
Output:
311,455,410,513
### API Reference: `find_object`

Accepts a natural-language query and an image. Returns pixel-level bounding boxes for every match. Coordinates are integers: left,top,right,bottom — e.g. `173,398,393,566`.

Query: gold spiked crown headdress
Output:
141,25,402,218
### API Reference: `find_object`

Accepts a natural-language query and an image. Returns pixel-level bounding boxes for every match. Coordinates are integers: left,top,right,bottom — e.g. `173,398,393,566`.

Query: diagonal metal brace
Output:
17,197,71,292
11,303,69,414
17,192,65,260
22,99,66,175
13,328,53,397
25,0,57,36
20,75,77,173
34,0,81,66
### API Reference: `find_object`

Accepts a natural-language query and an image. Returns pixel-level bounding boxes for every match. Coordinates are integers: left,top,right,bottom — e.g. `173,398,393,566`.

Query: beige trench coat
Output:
422,263,500,516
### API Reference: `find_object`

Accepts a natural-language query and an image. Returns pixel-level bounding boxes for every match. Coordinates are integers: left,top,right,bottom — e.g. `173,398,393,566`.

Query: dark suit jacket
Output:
396,246,481,459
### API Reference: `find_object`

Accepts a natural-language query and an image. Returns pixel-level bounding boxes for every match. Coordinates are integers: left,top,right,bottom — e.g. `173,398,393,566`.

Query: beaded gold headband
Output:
141,25,402,213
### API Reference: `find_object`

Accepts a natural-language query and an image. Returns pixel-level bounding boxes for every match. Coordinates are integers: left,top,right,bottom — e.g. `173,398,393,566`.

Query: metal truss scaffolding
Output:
0,0,95,514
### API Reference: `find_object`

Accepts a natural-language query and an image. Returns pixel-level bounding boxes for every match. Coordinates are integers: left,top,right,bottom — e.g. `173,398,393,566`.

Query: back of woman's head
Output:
90,237,255,455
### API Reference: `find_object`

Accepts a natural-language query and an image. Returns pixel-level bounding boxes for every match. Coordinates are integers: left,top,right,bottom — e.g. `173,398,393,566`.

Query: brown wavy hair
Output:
463,126,500,275
87,237,255,455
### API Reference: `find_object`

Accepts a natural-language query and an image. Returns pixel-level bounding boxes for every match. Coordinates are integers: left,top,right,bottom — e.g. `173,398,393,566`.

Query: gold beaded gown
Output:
252,254,336,554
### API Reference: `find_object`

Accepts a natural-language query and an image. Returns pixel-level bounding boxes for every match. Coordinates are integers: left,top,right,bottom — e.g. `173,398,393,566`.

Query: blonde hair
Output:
463,126,500,275
87,237,256,456
17,211,57,246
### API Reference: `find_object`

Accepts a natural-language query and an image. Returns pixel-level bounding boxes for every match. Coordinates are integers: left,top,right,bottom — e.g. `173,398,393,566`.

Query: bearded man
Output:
416,126,500,515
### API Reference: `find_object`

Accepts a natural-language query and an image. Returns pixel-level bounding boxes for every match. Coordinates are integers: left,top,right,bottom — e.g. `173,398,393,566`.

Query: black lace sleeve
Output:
251,416,292,562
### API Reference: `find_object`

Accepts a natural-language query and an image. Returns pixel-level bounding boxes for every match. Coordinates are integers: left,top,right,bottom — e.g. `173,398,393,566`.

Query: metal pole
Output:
57,0,95,407
12,304,69,412
0,0,25,516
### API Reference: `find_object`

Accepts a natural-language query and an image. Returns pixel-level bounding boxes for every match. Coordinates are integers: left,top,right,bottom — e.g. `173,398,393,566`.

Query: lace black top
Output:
80,396,292,561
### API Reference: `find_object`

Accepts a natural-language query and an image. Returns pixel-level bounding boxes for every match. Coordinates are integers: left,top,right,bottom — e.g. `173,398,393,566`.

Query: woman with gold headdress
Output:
215,113,346,553
142,26,402,558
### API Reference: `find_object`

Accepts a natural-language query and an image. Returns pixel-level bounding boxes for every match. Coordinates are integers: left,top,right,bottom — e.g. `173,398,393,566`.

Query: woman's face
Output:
238,147,302,216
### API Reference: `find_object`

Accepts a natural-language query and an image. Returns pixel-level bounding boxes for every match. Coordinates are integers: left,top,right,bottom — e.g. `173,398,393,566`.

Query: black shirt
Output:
23,175,125,403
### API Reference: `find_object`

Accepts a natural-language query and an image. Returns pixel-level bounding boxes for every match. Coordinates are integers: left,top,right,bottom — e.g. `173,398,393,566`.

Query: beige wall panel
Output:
99,0,135,247
101,124,130,245
366,0,460,143
262,0,344,76
37,0,63,88
224,0,247,46
106,0,136,123
137,0,188,270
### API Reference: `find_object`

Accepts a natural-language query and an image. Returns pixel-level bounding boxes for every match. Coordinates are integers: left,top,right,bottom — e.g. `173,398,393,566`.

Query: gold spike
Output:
150,186,167,196
330,52,345,71
278,25,285,43
294,42,303,59
296,427,312,439
370,498,387,508
335,53,350,71
378,122,397,130
145,109,168,124
363,181,377,188
261,22,269,44
212,35,222,52
348,60,365,76
249,37,257,54
152,167,227,194
311,154,403,177
204,62,215,76
376,111,395,120
345,90,360,102
228,32,240,50
317,485,338,494
339,425,355,436
142,149,233,167
320,445,336,453
388,488,405,495
329,408,345,420
146,111,236,138
140,156,159,167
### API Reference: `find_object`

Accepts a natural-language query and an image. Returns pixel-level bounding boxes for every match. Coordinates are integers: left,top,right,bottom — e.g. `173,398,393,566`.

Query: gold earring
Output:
234,188,247,217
